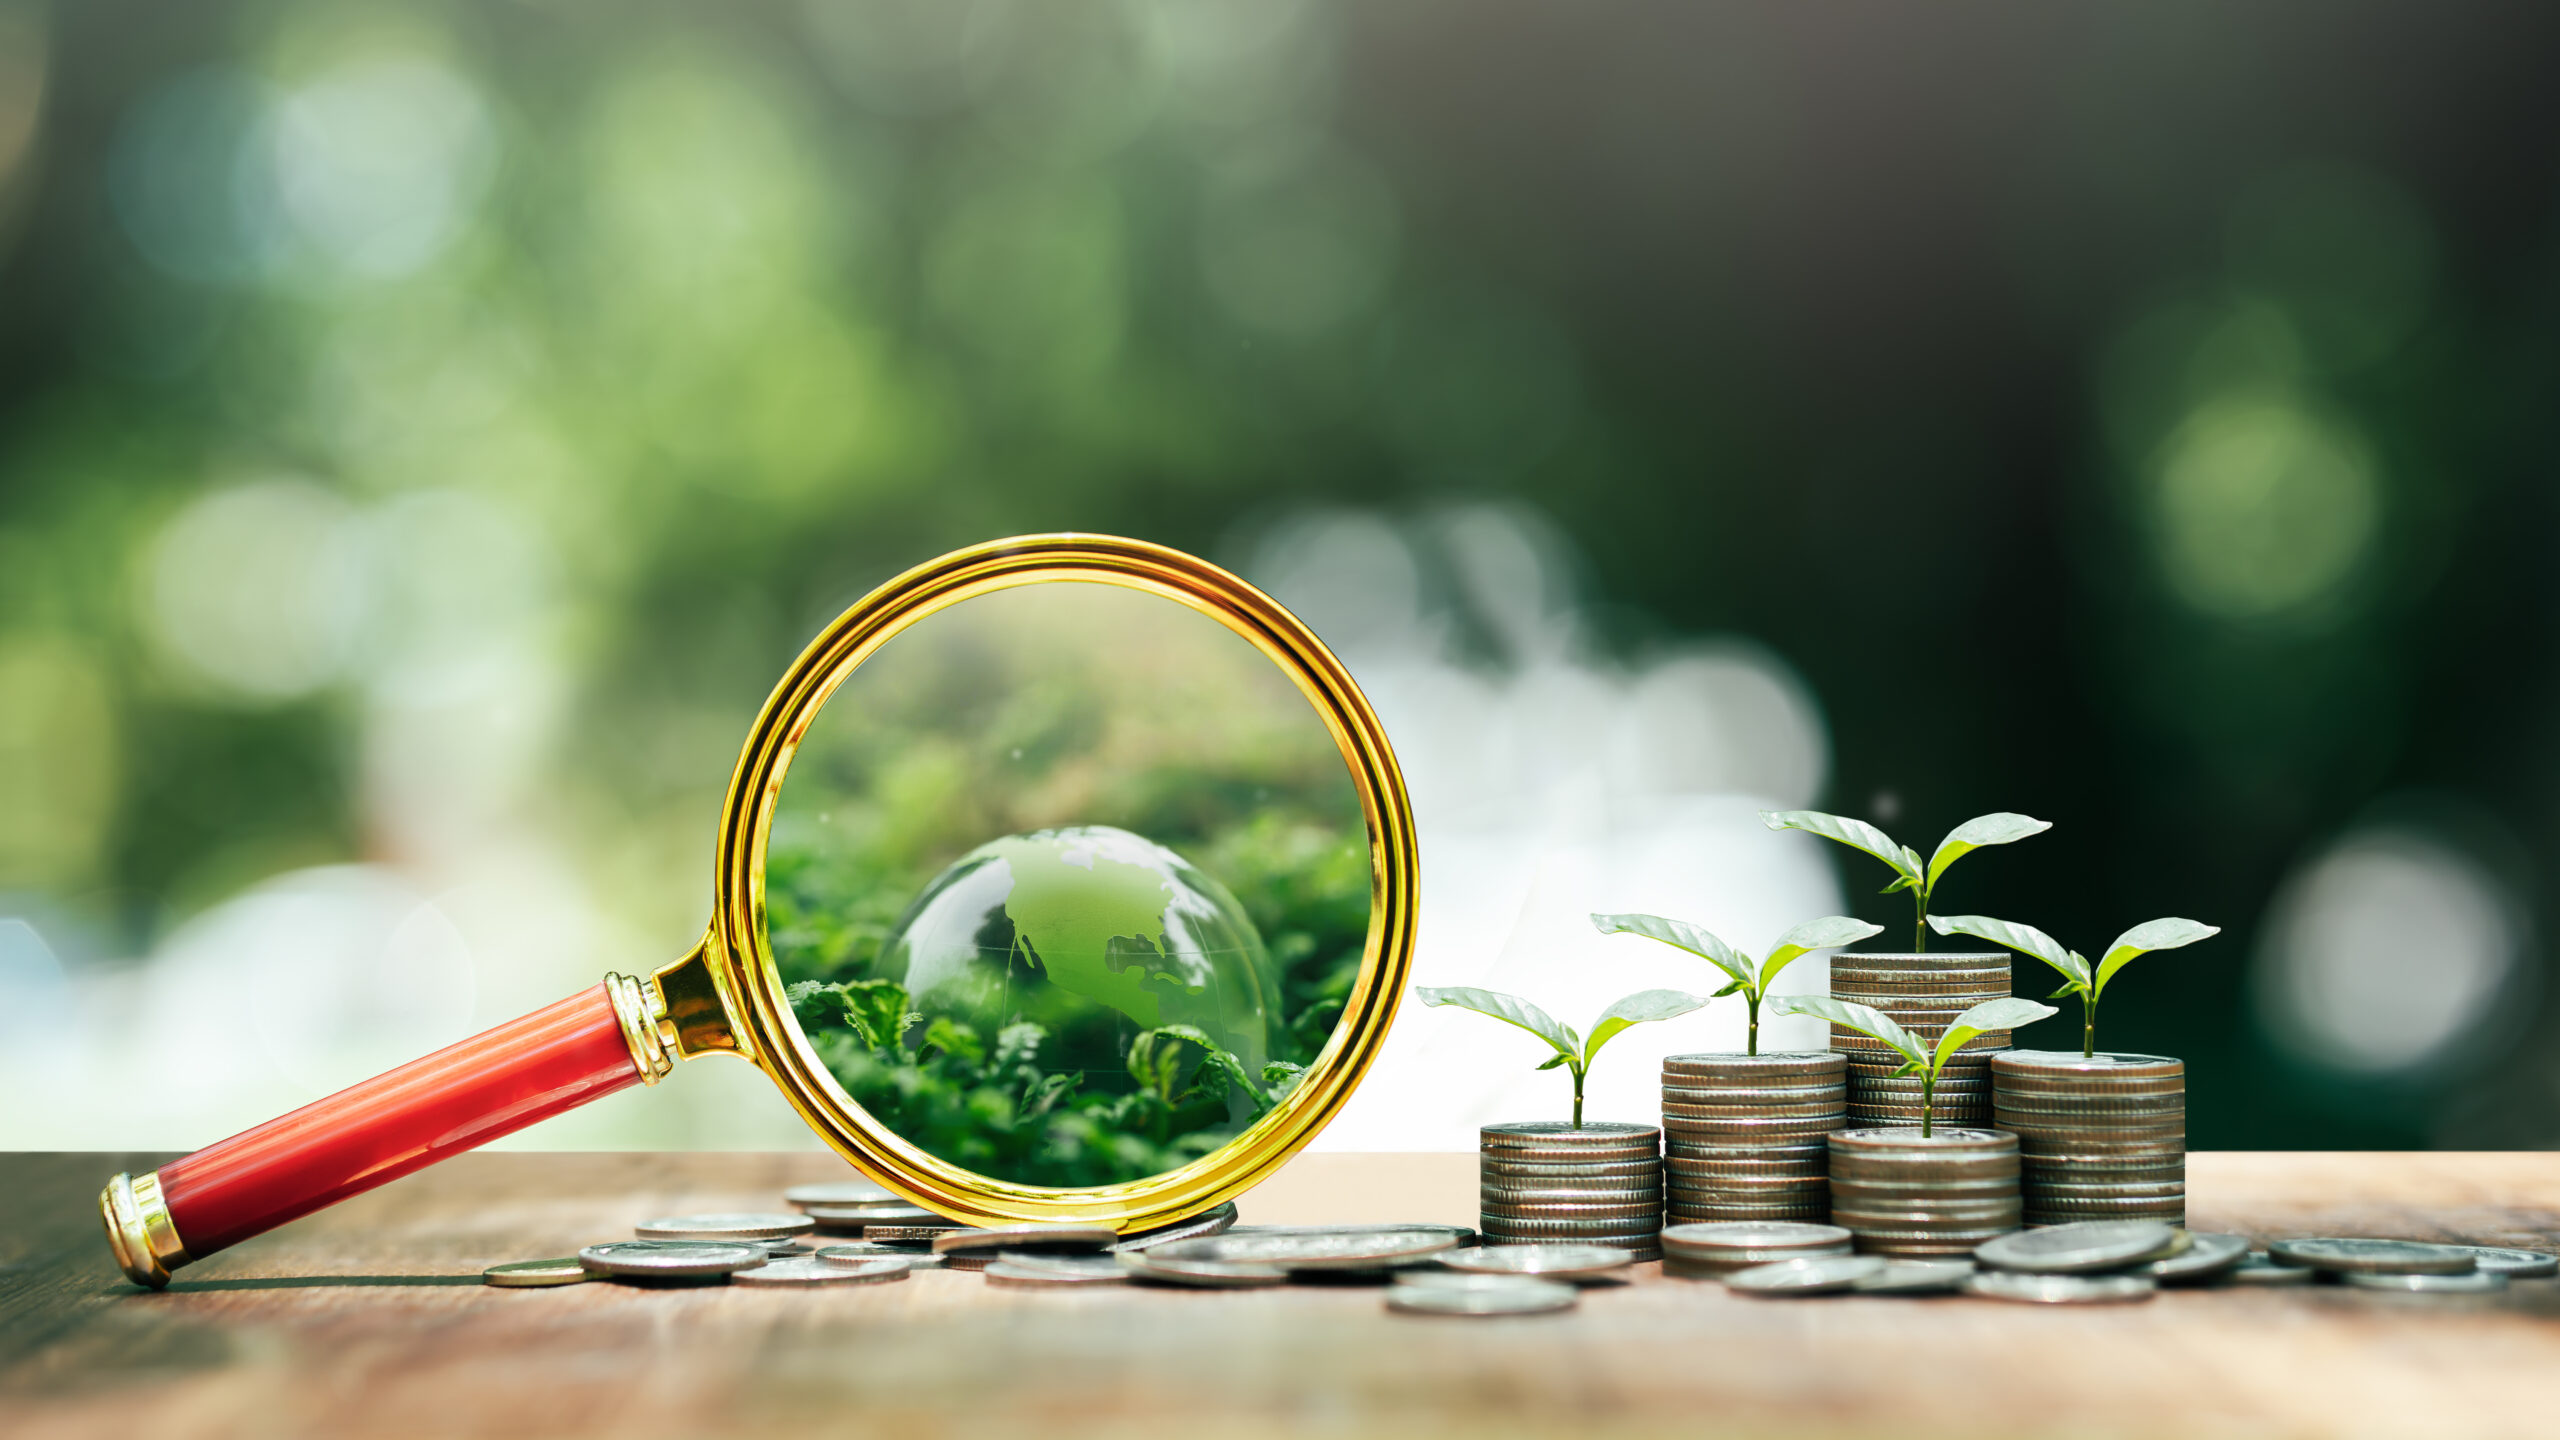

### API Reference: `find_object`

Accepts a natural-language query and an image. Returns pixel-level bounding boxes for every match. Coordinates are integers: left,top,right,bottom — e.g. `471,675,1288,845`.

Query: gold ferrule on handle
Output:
100,1170,189,1289
606,971,675,1085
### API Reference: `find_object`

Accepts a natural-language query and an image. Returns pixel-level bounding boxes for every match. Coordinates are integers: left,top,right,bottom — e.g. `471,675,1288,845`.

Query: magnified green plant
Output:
1772,995,2059,1137
1588,913,1884,1055
1414,985,1708,1127
1759,810,2052,951
1927,914,2220,1058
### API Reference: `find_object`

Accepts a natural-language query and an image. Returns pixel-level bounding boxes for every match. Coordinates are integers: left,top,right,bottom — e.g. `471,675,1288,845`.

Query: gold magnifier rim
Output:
687,533,1417,1230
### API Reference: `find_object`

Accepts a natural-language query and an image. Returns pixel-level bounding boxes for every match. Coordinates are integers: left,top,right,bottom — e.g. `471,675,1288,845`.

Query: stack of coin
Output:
1827,951,2011,1128
1479,1122,1662,1261
1660,1052,1845,1225
1991,1051,2183,1228
1658,1221,1852,1279
1827,1126,2020,1257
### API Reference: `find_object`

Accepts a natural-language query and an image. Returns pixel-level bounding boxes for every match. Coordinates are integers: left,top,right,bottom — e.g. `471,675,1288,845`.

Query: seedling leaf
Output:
1772,995,1925,1066
1930,914,2088,987
1761,915,1886,990
1414,985,1579,1060
2092,917,2220,998
1585,988,1711,1062
1930,997,2060,1073
1923,813,2052,891
1590,912,1755,989
1760,810,1922,886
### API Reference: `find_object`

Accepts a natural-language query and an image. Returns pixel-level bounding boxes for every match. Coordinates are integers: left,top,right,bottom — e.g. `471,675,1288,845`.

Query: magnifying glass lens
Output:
769,581,1368,1187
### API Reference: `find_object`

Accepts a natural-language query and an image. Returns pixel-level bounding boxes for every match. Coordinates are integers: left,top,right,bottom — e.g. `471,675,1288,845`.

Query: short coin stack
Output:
1991,1051,2185,1228
1660,1052,1845,1226
1659,1221,1853,1279
1828,951,2011,1128
1827,1127,2020,1257
1479,1122,1663,1261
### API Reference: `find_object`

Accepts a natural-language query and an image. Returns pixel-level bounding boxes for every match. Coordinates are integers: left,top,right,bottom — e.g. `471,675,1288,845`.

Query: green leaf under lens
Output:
1760,810,1921,885
1930,996,2060,1072
1585,988,1711,1062
1929,914,2088,986
1590,912,1755,989
2092,917,2220,998
1415,985,1580,1059
1772,995,1925,1066
1922,812,2052,892
1761,915,1886,989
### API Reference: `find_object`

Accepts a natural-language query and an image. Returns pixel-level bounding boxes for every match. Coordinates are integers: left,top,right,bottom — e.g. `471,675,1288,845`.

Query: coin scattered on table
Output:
1437,1244,1632,1282
1661,1221,1853,1278
866,1223,968,1243
2267,1238,2477,1276
2343,1270,2509,1295
1965,1269,2157,1304
1116,1251,1289,1288
578,1240,770,1279
635,1212,815,1243
1110,1202,1240,1252
1976,1220,2180,1275
1154,1229,1458,1271
991,1252,1126,1280
733,1256,910,1287
934,1224,1116,1255
2448,1246,2557,1278
2226,1254,2316,1286
1385,1273,1577,1317
986,1260,1128,1288
1725,1254,1886,1297
817,1243,945,1270
1852,1259,1974,1295
804,1203,943,1230
2152,1232,2249,1284
483,1258,593,1288
784,1181,897,1210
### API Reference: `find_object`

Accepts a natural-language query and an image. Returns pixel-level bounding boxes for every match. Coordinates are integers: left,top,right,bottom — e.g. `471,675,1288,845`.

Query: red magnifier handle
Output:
99,974,673,1287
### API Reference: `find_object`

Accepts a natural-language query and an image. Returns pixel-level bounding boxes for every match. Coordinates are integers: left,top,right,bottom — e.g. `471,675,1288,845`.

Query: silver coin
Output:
804,1202,943,1227
1966,1269,2157,1304
1725,1254,1887,1296
2151,1232,2248,1283
815,1243,946,1270
2449,1246,2558,1278
2226,1254,2316,1286
783,1181,897,1210
635,1212,816,1243
1158,1228,1458,1270
2268,1237,2478,1276
1976,1220,2180,1274
1852,1259,1974,1294
991,1251,1127,1280
1116,1251,1289,1288
1386,1273,1577,1316
578,1240,770,1278
1438,1244,1632,1281
866,1223,968,1242
1223,1223,1477,1243
933,1223,1117,1254
1109,1202,1241,1252
2344,1270,2509,1295
732,1255,910,1287
1662,1221,1853,1252
985,1260,1128,1287
483,1258,593,1288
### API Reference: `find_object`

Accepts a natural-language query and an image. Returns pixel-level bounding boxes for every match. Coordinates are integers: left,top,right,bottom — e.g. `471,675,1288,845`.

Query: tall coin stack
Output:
1991,1050,2185,1228
1827,1127,2021,1257
1660,1052,1845,1226
1827,951,2012,1128
1479,1122,1663,1261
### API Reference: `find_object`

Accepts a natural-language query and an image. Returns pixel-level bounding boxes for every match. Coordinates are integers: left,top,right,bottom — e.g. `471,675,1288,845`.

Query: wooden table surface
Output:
5,1151,2557,1439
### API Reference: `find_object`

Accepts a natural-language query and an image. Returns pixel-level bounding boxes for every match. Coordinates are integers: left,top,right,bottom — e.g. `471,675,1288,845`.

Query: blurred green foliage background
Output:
3,0,2558,1151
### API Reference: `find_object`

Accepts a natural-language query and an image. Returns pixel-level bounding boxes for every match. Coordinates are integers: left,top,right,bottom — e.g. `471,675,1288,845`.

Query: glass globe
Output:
880,825,1276,1106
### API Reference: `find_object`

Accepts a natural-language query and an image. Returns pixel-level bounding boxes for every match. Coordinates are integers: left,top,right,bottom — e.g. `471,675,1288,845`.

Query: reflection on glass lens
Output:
768,582,1369,1187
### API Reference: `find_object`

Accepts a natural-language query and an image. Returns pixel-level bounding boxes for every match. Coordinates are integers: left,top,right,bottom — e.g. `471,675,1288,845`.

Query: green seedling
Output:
1773,995,2059,1137
1760,809,2051,951
1588,913,1884,1055
1415,984,1708,1127
1928,914,2219,1058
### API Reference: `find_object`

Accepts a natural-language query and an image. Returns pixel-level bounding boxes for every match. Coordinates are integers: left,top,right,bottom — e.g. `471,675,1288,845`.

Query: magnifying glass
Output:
100,535,1417,1287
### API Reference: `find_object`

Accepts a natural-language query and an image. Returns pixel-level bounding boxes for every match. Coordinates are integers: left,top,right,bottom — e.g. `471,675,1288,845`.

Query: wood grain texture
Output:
4,1151,2556,1440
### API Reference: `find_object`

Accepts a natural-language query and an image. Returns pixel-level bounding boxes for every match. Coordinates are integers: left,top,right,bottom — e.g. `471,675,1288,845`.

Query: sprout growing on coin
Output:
1773,995,2057,1136
1759,810,2051,951
1414,985,1708,1127
1588,913,1883,1055
1926,915,2219,1057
